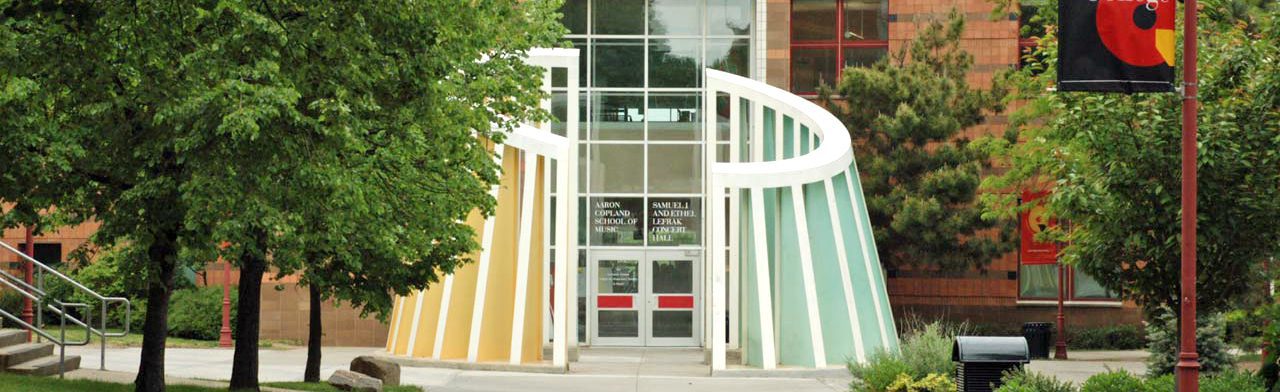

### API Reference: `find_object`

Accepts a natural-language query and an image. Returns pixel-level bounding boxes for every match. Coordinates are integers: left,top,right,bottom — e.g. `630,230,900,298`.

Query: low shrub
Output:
900,322,956,378
1069,325,1147,350
168,286,237,340
1203,370,1267,392
1079,370,1146,392
850,351,914,392
885,373,955,392
995,369,1075,392
1147,308,1235,376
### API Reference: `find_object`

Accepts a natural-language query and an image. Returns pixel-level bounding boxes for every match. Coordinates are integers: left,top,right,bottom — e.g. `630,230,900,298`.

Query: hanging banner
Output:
1020,190,1059,265
1058,0,1176,93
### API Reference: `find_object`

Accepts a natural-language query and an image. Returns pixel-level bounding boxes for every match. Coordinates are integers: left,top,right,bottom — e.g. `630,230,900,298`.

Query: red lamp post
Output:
1175,0,1202,389
21,226,34,342
1054,262,1068,359
219,255,233,348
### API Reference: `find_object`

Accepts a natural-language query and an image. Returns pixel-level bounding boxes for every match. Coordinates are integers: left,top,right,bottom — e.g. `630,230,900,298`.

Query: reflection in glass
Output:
570,39,588,87
1019,264,1059,298
593,0,644,34
592,93,644,140
791,0,837,41
707,0,752,36
599,311,639,337
594,39,644,87
707,39,751,77
844,0,888,41
560,0,588,35
791,48,838,92
648,198,702,246
648,94,700,141
844,46,888,68
590,145,644,194
647,145,701,194
649,0,700,35
1074,270,1118,299
589,197,645,245
551,93,587,137
649,39,701,88
652,260,693,293
652,311,693,338
597,259,639,294
578,251,587,342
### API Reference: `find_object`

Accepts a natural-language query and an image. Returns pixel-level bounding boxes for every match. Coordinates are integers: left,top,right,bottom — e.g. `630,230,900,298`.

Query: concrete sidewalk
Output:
1027,350,1148,386
65,346,852,392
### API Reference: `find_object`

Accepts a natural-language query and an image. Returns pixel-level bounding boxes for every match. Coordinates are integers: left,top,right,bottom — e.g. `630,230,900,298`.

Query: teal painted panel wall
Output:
741,190,766,367
803,179,860,364
832,170,889,355
777,186,817,367
847,161,899,351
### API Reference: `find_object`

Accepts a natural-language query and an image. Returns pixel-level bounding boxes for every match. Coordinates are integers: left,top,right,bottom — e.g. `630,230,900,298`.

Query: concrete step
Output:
0,342,53,369
0,330,26,349
8,354,80,376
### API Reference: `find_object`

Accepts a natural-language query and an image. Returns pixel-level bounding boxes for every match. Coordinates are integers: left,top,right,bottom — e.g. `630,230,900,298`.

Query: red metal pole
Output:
1175,0,1201,389
219,257,233,348
21,226,33,342
1054,262,1068,359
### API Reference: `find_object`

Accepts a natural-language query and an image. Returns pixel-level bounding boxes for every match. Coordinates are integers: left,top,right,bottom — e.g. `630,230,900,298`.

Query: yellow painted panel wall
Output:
475,147,524,361
439,200,490,359
521,156,547,363
408,277,446,358
389,293,417,355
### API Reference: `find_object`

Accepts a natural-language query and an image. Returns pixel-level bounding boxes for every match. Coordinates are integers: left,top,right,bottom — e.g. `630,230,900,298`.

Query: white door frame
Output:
588,249,703,347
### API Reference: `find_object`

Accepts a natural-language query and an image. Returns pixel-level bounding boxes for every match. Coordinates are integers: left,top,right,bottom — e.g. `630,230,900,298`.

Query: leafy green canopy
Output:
979,0,1280,314
821,10,1014,272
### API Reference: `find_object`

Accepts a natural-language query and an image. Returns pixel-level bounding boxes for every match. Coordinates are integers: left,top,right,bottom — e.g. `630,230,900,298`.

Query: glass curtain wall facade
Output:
557,0,753,345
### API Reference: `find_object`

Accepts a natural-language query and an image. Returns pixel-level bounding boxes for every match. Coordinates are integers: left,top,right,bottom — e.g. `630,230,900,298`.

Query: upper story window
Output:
790,0,889,94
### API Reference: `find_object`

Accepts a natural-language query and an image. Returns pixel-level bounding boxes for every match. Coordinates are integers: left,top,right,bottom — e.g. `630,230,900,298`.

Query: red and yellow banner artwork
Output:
1058,0,1176,93
1020,190,1059,265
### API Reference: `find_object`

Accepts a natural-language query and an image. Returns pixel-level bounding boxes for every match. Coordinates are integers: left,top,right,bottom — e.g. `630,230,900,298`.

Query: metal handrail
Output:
0,241,132,377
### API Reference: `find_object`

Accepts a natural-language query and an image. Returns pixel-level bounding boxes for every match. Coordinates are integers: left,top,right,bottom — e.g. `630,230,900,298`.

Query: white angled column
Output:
510,152,539,364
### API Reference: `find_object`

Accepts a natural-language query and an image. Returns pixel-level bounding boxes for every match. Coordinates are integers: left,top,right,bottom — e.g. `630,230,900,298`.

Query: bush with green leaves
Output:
167,286,237,340
995,369,1075,392
850,351,914,392
900,322,956,378
1146,308,1235,376
885,373,956,392
1079,370,1146,392
1070,325,1147,350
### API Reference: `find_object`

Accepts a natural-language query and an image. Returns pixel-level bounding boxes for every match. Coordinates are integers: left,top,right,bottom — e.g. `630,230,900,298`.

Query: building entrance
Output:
589,249,701,347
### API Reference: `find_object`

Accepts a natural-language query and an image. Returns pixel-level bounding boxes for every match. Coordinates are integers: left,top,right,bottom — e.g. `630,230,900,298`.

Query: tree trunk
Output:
304,283,322,382
229,250,266,391
134,229,179,392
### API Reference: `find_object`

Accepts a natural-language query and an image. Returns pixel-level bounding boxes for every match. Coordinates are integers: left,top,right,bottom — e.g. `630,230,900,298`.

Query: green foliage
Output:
820,8,1013,272
899,322,957,378
1070,325,1147,350
979,0,1280,315
850,351,914,392
168,287,237,341
1203,371,1268,392
1079,370,1146,392
995,369,1076,392
885,373,957,392
1146,309,1235,376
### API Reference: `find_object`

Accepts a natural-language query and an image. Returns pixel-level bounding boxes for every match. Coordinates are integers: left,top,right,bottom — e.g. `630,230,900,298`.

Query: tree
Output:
979,0,1280,315
819,9,1015,272
1,1,563,391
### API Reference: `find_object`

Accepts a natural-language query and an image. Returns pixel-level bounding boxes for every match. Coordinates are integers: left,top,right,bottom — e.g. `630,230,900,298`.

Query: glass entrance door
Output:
590,250,700,346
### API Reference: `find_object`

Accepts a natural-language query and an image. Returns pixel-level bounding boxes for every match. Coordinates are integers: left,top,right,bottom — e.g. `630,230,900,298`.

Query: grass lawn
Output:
263,381,424,392
43,327,298,349
0,372,222,392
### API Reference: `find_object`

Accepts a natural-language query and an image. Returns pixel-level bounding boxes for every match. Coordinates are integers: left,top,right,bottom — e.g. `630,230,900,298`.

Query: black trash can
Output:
1022,322,1053,359
952,336,1030,392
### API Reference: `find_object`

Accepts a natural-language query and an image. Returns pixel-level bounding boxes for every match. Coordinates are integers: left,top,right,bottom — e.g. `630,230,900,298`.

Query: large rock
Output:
350,355,401,387
328,369,382,392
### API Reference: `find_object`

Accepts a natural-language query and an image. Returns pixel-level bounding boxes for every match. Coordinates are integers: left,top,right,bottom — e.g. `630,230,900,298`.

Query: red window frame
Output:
789,0,890,95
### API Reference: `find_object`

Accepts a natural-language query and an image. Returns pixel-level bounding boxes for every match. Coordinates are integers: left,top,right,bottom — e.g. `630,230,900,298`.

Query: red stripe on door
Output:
657,295,694,309
597,295,633,309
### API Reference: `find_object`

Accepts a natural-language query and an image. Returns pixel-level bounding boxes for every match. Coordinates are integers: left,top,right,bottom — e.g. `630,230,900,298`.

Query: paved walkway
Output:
66,346,851,391
64,345,1148,391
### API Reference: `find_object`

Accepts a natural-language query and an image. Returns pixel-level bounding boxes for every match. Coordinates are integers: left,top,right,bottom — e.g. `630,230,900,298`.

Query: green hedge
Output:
1069,325,1147,350
168,286,237,340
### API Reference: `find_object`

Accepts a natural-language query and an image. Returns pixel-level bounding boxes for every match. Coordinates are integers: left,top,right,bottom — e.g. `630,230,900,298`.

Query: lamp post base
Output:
1175,352,1200,391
